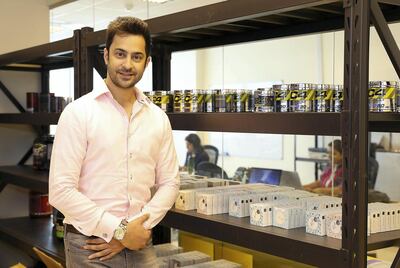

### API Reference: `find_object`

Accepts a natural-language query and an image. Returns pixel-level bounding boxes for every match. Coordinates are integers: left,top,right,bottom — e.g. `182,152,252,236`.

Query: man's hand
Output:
121,214,151,250
84,238,125,261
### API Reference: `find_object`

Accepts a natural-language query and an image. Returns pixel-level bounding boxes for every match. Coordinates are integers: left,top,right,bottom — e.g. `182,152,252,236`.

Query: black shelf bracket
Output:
93,49,107,79
0,80,26,112
0,181,6,193
18,146,33,166
371,0,400,79
392,247,400,268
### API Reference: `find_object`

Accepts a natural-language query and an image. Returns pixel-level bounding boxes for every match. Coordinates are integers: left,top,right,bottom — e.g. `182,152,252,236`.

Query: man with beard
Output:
49,17,179,267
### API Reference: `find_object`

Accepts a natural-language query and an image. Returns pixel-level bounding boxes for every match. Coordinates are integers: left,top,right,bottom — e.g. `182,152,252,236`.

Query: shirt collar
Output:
92,79,152,106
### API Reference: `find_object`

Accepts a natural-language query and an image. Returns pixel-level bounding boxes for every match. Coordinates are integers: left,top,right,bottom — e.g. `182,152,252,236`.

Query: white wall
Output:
194,35,325,182
0,0,49,218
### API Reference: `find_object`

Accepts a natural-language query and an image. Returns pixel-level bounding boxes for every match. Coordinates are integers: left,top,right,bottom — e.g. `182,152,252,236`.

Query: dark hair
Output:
328,139,342,154
185,134,203,153
106,16,152,57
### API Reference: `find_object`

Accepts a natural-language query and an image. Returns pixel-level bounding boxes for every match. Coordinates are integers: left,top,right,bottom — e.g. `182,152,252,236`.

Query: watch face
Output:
114,228,125,240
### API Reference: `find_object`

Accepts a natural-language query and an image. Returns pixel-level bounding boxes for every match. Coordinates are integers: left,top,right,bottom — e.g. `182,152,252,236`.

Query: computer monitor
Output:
248,168,281,185
248,167,302,189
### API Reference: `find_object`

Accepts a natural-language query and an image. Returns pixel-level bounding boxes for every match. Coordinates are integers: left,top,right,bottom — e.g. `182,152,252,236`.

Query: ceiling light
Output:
145,0,172,3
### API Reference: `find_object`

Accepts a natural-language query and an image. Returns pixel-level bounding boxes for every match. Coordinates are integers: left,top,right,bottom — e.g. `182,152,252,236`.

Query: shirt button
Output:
130,174,133,181
129,153,133,159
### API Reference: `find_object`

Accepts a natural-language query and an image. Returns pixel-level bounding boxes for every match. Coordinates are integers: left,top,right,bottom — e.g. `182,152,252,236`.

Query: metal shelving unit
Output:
1,0,400,267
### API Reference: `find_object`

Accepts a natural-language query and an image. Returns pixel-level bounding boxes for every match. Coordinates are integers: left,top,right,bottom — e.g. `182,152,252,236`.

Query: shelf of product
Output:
0,113,61,125
147,81,400,114
0,37,74,68
0,217,65,265
162,207,400,268
165,183,400,267
26,92,72,113
0,165,49,193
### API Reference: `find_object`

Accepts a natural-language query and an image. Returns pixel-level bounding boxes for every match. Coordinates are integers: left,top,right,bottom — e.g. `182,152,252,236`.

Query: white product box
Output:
273,204,305,229
250,202,273,227
326,212,342,239
197,192,214,215
306,196,342,211
229,194,252,217
306,209,341,236
175,189,199,210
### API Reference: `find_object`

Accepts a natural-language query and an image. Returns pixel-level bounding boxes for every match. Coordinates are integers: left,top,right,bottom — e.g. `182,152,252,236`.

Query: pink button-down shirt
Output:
49,81,180,242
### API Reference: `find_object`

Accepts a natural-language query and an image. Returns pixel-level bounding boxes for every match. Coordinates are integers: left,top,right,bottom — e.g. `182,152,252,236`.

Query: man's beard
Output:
108,65,141,89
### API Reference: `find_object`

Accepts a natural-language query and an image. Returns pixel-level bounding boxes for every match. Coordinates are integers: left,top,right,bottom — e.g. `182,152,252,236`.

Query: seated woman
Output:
184,133,210,172
303,139,343,196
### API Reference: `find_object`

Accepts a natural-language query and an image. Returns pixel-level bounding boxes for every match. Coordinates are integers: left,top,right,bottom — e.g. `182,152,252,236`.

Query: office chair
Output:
196,161,228,179
203,145,219,164
368,157,379,189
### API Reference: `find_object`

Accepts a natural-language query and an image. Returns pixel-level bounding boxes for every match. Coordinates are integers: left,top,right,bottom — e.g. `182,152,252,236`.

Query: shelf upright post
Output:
74,27,95,99
152,43,171,91
342,0,370,267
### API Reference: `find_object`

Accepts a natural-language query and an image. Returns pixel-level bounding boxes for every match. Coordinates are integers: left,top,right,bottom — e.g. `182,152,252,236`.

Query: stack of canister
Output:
143,81,400,113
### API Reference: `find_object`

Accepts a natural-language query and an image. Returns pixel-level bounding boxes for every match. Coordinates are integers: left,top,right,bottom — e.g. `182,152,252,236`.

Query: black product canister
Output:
184,89,198,112
333,85,344,112
197,90,206,112
225,89,237,112
39,93,55,112
214,89,226,112
369,81,397,112
315,84,333,112
52,208,65,239
143,91,153,102
205,90,215,112
254,88,274,112
289,84,300,112
296,83,315,112
33,134,54,170
237,89,253,112
153,91,172,112
173,90,184,113
274,84,290,112
397,85,400,113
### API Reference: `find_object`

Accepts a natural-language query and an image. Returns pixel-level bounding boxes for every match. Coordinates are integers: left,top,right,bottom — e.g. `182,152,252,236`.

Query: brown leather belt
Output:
65,224,96,238
65,224,81,235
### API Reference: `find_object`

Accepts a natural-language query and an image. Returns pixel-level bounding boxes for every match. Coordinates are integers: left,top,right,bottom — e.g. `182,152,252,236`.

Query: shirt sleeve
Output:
48,103,120,242
139,113,180,229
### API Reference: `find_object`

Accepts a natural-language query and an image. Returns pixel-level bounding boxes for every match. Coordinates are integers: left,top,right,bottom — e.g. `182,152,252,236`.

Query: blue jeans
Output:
64,229,159,268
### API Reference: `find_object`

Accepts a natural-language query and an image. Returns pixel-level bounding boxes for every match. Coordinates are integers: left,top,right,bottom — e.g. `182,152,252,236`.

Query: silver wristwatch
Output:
113,219,128,241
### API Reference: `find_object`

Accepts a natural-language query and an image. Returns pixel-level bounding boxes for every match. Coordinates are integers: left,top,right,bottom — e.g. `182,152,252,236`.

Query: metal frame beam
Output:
152,44,171,91
371,0,400,78
18,146,33,166
0,80,25,112
342,0,370,267
392,247,400,268
93,50,107,79
0,181,6,193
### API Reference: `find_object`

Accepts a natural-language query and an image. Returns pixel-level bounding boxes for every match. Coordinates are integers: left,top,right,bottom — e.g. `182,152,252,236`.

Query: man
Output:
49,16,179,267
